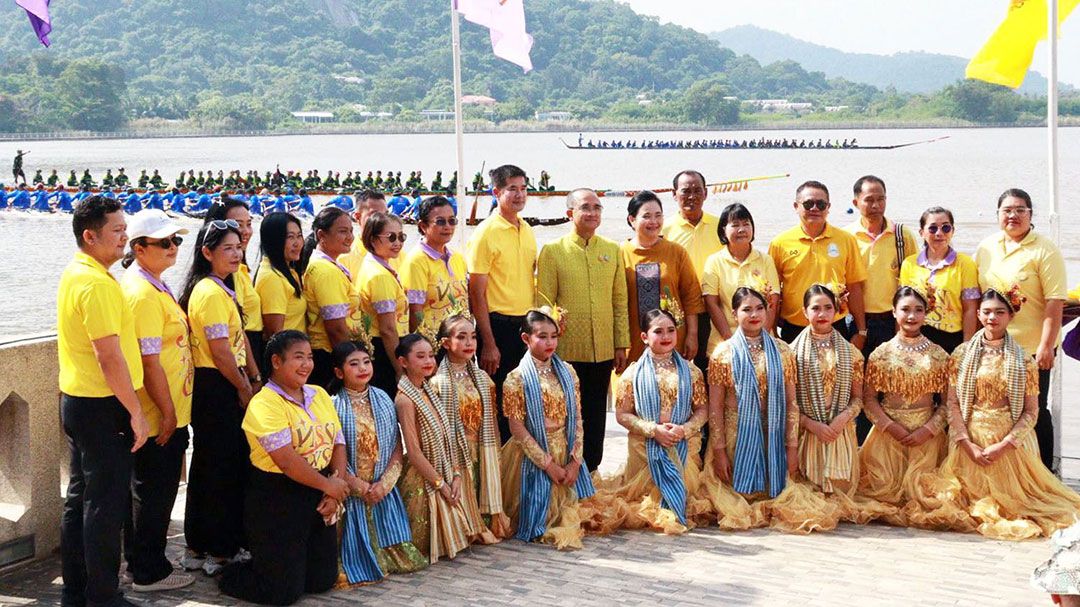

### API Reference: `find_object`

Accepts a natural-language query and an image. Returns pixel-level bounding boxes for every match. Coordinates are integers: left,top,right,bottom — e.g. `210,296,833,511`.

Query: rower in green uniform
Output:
32,169,44,185
539,170,552,192
472,171,485,192
148,169,163,188
394,171,402,188
102,169,115,187
80,169,95,188
448,170,457,193
430,171,443,192
47,169,60,186
364,171,375,188
137,170,149,188
67,170,78,187
115,168,129,187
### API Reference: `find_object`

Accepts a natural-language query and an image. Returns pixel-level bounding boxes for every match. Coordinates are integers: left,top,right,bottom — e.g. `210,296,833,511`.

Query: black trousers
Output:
60,394,133,607
923,325,965,354
123,426,189,585
779,319,850,344
477,312,527,443
219,468,338,606
569,360,614,472
310,348,334,391
247,330,266,378
849,314,897,443
693,312,711,455
370,337,398,400
185,368,247,558
1037,366,1055,472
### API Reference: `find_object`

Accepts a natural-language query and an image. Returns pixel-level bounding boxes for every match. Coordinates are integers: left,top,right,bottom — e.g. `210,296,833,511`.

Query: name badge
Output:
827,243,840,258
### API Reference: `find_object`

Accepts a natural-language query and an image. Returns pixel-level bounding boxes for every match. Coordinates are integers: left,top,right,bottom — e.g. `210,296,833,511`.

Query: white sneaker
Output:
178,551,205,571
119,568,133,585
132,570,196,592
201,556,229,577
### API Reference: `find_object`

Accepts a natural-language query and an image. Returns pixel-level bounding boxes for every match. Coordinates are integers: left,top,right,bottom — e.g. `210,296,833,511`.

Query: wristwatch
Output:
857,330,868,337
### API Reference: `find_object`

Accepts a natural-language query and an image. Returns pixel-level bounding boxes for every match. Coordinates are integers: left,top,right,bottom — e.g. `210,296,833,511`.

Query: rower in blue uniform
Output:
11,184,31,210
51,187,75,213
30,184,51,212
326,189,354,211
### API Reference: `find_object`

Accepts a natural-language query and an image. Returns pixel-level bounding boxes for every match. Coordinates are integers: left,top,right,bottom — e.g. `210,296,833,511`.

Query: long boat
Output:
560,135,950,151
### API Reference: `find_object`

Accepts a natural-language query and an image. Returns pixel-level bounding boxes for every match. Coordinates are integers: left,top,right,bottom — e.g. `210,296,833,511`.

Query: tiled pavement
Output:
0,413,1062,607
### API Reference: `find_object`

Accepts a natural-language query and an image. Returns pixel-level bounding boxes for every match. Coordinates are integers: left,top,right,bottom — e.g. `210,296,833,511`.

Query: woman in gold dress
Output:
858,286,951,528
596,309,710,535
430,314,512,538
699,287,838,534
331,341,426,586
395,335,497,563
500,309,597,550
932,288,1080,540
793,285,892,524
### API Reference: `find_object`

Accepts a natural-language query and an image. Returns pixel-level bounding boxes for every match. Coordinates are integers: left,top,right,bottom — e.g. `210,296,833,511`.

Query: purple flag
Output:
456,0,533,73
16,0,52,47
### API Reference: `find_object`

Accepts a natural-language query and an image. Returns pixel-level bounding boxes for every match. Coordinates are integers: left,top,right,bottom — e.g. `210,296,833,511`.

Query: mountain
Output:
0,0,884,130
710,24,1056,96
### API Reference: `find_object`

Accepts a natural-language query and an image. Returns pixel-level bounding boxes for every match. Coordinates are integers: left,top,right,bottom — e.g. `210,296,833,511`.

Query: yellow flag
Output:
966,0,1079,89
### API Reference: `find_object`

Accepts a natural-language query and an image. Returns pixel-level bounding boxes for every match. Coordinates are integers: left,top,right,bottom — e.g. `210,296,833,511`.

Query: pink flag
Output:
455,0,533,73
16,0,51,47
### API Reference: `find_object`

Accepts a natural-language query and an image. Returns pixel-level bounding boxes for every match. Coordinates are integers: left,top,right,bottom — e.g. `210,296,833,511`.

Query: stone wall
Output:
0,334,62,568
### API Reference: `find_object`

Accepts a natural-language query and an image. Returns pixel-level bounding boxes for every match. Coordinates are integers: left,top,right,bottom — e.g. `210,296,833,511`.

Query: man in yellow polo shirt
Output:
537,188,629,471
466,164,537,441
339,188,389,284
769,180,868,347
842,175,918,357
57,195,149,607
661,169,721,372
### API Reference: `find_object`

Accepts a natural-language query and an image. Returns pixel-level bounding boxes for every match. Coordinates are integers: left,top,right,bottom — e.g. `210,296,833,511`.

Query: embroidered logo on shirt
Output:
827,243,840,258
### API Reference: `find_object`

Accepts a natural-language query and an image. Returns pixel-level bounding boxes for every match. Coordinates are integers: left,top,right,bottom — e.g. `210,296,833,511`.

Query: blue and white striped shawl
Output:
334,387,412,584
730,330,787,498
633,351,692,524
516,353,596,542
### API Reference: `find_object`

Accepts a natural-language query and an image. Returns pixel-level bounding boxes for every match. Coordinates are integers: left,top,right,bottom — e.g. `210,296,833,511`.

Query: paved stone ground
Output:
0,413,1064,607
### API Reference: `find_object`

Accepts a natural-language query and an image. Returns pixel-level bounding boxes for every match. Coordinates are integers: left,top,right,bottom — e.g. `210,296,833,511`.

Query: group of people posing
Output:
55,164,1078,607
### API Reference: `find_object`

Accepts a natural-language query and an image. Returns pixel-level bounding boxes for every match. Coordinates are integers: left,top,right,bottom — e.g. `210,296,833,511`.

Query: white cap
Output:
127,209,189,240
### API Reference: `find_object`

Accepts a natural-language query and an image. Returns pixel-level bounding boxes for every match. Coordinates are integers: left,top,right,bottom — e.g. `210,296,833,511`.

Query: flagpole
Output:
1048,0,1063,473
451,1,468,249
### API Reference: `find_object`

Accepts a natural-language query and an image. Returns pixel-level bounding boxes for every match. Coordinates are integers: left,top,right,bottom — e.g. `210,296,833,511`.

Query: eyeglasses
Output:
926,224,953,235
801,199,829,211
206,218,239,235
380,232,407,243
145,236,183,248
430,217,458,227
998,207,1031,217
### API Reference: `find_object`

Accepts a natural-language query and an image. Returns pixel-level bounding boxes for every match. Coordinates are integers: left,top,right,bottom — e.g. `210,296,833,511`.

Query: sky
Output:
617,0,1080,87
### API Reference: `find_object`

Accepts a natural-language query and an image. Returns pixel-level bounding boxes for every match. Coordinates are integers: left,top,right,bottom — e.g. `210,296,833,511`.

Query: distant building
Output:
534,110,573,122
461,95,497,106
420,110,455,121
743,99,814,113
824,105,851,113
291,111,335,123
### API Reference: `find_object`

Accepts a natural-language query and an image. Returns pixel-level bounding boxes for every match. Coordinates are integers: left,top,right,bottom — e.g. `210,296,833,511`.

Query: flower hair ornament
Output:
533,292,569,335
659,286,685,327
424,296,473,347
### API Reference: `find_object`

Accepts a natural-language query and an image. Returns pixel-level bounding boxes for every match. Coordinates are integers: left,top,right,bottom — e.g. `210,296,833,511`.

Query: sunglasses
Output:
206,218,240,235
430,217,458,227
926,224,953,234
145,235,183,248
801,199,829,211
380,232,408,243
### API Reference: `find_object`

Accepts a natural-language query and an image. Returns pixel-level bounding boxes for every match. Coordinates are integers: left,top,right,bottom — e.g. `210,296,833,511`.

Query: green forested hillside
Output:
0,0,882,130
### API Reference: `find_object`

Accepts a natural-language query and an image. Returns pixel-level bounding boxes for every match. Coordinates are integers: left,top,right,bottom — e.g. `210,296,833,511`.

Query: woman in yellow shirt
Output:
899,206,980,353
119,210,195,590
357,211,409,398
255,213,307,340
301,206,360,388
400,196,470,342
220,330,349,605
178,219,259,574
206,198,263,375
620,191,704,364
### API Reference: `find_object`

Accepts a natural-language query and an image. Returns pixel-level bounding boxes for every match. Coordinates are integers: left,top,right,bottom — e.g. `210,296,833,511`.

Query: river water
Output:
1,126,1078,337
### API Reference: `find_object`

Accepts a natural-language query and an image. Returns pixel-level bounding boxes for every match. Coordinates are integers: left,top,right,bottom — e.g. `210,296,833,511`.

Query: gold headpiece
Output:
531,293,568,334
422,295,473,347
986,284,1026,314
